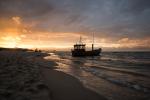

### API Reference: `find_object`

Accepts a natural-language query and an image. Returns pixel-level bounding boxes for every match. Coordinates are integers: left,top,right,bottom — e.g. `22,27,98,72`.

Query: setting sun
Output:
1,36,19,48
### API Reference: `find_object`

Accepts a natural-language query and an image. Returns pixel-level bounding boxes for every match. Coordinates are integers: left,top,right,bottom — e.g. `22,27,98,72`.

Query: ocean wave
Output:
81,66,150,93
85,65,150,78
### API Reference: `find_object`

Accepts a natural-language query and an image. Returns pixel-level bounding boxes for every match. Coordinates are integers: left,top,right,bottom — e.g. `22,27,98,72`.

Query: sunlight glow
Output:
1,36,21,48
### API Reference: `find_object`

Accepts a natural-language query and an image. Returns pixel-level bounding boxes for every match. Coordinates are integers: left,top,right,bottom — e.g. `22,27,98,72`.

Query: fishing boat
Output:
71,34,102,57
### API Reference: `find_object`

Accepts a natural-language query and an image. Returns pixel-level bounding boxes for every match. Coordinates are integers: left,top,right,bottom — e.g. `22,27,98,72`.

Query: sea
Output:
45,51,150,100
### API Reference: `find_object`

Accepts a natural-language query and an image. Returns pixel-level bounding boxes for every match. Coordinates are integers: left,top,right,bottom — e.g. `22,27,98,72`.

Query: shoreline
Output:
0,50,107,100
36,51,107,100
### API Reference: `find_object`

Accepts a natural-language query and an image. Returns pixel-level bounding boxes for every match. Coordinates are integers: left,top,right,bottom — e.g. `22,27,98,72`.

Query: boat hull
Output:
72,48,101,57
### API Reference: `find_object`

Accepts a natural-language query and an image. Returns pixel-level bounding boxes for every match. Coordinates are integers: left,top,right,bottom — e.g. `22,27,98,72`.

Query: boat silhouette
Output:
71,34,102,57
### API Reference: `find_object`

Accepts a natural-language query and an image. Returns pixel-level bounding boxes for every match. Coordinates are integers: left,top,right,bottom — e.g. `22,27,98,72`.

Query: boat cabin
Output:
74,44,86,51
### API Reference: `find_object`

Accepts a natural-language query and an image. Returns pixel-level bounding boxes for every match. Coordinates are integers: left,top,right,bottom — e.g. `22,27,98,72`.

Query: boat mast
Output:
92,33,94,51
79,35,82,44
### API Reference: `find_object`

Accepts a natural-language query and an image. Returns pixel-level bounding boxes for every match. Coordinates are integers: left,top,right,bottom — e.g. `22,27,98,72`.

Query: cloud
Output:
12,16,21,25
0,0,54,18
117,37,150,48
0,0,150,36
119,0,150,14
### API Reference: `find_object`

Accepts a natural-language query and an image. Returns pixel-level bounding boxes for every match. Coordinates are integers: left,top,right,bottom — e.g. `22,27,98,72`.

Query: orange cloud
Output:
12,16,21,25
117,37,150,48
0,16,149,51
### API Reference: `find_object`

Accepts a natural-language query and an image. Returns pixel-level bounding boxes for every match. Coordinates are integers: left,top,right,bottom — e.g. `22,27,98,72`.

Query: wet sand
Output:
0,50,107,100
41,68,106,100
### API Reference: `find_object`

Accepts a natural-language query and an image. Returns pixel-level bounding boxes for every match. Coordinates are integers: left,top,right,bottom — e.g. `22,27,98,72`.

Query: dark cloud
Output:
0,0,150,39
0,0,53,17
119,0,150,14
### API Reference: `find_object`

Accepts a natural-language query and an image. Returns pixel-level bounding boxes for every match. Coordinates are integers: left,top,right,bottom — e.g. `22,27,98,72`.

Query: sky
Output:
0,0,150,51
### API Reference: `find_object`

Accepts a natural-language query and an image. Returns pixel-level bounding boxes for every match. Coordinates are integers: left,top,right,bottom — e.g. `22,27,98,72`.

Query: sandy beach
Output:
0,50,107,100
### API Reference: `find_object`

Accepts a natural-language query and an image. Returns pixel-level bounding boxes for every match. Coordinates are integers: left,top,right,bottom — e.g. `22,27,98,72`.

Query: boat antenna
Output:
92,33,94,51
